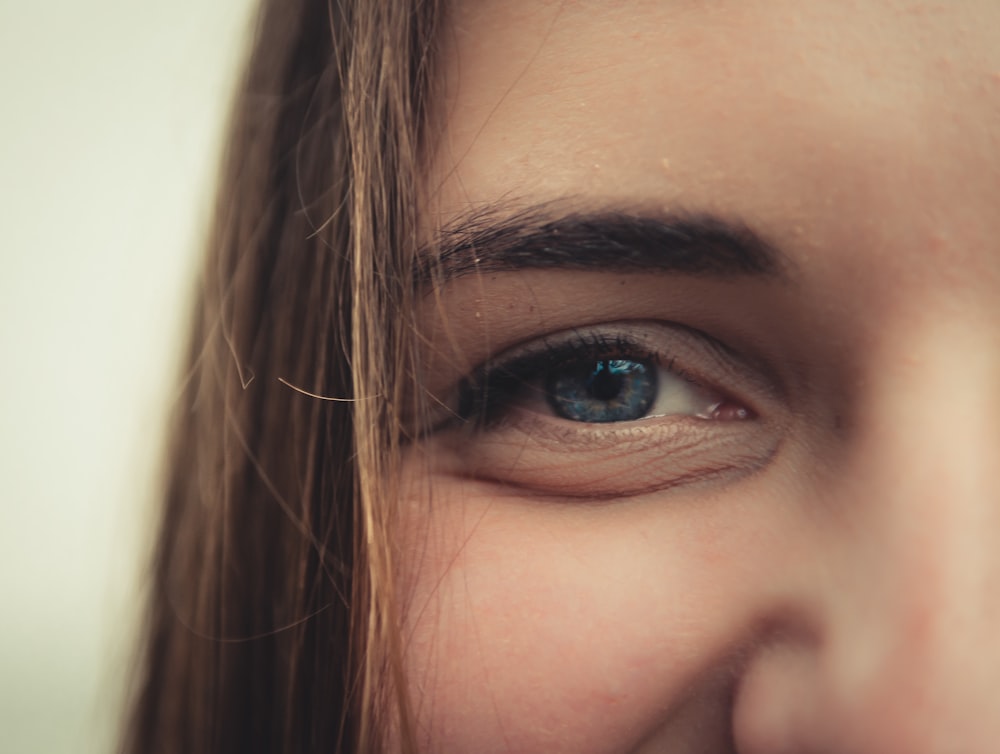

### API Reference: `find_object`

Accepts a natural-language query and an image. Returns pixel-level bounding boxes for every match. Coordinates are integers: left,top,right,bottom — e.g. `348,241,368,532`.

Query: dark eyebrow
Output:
417,205,787,285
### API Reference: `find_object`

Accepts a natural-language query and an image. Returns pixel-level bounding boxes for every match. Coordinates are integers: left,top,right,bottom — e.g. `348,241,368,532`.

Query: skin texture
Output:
400,1,1000,751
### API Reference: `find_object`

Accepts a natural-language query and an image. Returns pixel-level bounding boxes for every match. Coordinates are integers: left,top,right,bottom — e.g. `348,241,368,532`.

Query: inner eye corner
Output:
709,401,756,422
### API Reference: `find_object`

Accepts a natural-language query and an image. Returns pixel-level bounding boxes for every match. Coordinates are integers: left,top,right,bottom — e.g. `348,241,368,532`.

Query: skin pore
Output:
399,0,1000,751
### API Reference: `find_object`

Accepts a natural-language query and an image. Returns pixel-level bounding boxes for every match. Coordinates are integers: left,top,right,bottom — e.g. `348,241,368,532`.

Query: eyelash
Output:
455,327,710,428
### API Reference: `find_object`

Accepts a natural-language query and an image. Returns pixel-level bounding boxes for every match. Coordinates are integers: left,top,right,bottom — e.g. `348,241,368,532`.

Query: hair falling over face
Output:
125,0,1000,751
120,1,442,752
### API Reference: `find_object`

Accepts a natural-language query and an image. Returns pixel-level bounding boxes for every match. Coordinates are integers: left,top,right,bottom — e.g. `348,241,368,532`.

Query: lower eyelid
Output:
433,410,780,498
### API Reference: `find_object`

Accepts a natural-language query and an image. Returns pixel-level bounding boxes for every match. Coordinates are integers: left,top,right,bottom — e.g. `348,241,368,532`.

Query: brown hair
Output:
121,0,441,751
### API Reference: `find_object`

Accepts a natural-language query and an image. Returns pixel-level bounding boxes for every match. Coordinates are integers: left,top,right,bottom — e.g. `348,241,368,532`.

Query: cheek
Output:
399,473,805,753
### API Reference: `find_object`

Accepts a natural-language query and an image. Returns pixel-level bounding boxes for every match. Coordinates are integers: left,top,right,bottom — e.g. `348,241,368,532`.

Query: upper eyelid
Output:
471,322,713,379
479,330,655,375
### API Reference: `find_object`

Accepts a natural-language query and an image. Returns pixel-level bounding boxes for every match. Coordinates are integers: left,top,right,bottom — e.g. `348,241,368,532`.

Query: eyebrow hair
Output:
417,204,787,285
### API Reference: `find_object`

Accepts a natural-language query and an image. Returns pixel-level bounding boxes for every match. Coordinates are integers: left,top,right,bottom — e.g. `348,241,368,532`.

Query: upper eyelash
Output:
457,330,668,427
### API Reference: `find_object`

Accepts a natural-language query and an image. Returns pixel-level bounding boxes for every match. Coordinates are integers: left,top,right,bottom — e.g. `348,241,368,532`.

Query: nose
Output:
733,326,1000,753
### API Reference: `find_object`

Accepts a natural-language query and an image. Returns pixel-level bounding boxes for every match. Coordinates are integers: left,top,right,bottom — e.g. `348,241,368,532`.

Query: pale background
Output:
0,1,257,751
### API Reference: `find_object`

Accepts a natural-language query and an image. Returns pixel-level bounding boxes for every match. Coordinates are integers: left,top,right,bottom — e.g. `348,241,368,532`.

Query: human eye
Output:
430,321,781,499
455,323,750,427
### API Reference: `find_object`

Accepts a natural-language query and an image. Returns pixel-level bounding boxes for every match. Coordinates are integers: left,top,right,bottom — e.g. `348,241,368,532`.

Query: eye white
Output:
648,367,724,419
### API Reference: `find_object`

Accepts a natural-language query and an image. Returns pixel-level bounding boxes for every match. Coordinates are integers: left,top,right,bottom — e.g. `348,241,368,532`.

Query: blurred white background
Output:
0,1,256,750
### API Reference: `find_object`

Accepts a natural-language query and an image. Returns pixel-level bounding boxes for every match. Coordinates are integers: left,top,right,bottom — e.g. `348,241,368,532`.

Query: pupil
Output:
589,363,624,401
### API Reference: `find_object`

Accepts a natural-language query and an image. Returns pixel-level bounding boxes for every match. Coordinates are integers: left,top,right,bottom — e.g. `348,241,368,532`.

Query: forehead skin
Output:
432,0,1000,299
404,1,1000,752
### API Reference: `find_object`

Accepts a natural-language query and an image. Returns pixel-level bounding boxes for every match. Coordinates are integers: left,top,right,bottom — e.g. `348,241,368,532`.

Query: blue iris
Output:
545,359,657,423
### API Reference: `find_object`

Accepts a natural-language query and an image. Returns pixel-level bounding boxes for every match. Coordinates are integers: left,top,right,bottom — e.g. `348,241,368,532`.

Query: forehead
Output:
432,0,1000,297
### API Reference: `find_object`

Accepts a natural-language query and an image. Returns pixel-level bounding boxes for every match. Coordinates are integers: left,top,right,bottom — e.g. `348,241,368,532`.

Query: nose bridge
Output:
822,321,1000,747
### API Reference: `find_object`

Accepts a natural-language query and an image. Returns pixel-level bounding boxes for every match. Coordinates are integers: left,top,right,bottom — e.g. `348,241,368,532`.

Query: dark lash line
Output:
456,330,673,428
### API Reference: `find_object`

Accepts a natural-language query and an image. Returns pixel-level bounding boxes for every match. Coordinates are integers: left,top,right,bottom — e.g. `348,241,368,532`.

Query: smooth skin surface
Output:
400,1,1000,751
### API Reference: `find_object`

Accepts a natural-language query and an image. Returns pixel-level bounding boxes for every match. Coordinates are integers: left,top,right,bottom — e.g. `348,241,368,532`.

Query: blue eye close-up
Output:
546,359,657,423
